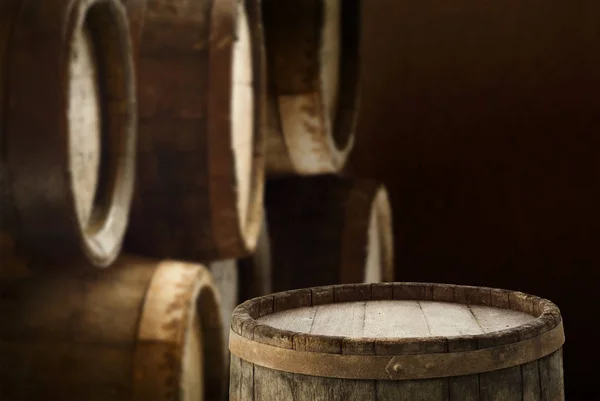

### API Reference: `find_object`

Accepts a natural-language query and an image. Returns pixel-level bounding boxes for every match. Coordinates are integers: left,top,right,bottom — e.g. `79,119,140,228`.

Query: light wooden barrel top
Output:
230,283,564,380
258,301,536,339
232,1,254,231
68,24,101,227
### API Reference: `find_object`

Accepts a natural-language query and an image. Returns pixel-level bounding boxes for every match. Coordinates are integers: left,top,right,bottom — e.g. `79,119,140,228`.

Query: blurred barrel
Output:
266,175,394,292
263,0,361,175
0,255,227,401
120,0,146,56
0,0,136,269
238,212,272,301
126,0,266,261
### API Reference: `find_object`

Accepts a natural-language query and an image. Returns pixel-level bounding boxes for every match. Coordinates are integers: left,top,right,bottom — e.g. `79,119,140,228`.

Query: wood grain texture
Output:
259,301,535,338
0,255,227,401
0,0,136,269
266,175,394,292
263,0,361,175
238,212,272,302
69,24,102,228
230,283,565,401
126,0,266,261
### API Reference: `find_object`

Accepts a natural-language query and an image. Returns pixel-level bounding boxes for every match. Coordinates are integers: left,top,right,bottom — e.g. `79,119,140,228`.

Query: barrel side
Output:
267,176,351,291
0,255,156,400
127,0,265,262
238,211,272,302
267,176,390,292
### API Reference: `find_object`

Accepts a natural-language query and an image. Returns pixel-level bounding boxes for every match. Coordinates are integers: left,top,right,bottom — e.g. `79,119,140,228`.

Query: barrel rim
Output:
231,282,563,355
134,259,227,401
206,0,266,258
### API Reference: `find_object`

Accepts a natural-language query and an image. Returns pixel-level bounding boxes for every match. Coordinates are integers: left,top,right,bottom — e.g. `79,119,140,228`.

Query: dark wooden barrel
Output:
0,255,227,401
230,282,565,401
0,0,136,269
126,0,266,261
120,0,146,57
263,0,361,175
266,175,394,292
238,212,272,302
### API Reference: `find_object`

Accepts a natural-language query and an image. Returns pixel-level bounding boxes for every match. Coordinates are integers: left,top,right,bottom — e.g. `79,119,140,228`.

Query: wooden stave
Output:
0,255,227,401
237,211,272,302
0,0,137,269
266,175,394,292
126,0,266,262
229,283,565,401
263,0,361,176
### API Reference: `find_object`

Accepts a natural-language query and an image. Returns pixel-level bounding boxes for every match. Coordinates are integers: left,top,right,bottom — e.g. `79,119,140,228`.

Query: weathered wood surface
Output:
238,212,272,302
126,0,266,261
0,0,136,269
266,175,394,292
230,283,565,401
263,0,361,175
0,255,226,401
259,301,535,338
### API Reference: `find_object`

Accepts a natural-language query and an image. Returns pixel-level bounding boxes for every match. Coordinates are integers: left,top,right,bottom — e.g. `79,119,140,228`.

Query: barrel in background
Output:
0,255,226,401
238,212,272,302
266,175,394,291
0,0,136,270
263,0,361,175
230,283,565,400
126,0,267,262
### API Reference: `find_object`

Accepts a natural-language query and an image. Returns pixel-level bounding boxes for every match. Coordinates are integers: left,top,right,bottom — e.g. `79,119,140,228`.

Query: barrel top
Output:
231,283,562,355
258,300,536,339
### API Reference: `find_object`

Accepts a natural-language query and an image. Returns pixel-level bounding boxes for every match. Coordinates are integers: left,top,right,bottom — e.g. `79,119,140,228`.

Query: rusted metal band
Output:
229,321,565,380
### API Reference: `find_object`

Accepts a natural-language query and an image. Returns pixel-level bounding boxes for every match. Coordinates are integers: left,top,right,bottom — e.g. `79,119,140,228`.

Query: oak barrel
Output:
263,0,361,175
0,255,226,401
0,0,136,268
230,282,565,401
126,0,266,261
266,175,394,292
238,212,272,301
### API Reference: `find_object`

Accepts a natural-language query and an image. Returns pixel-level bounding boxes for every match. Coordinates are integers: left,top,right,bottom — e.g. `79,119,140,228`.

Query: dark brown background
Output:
351,1,600,398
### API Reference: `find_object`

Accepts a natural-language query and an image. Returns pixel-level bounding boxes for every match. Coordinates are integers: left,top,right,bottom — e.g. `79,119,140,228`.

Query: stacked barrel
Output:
0,0,397,400
0,0,567,400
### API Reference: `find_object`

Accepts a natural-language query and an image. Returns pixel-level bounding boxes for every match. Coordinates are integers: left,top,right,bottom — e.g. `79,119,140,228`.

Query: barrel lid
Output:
230,283,564,380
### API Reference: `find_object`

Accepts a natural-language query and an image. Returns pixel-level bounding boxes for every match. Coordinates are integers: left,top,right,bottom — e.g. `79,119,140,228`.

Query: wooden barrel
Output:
238,212,272,301
120,0,146,57
263,0,361,175
209,259,239,355
0,0,136,269
230,282,565,401
126,0,266,261
0,255,226,401
266,175,394,292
